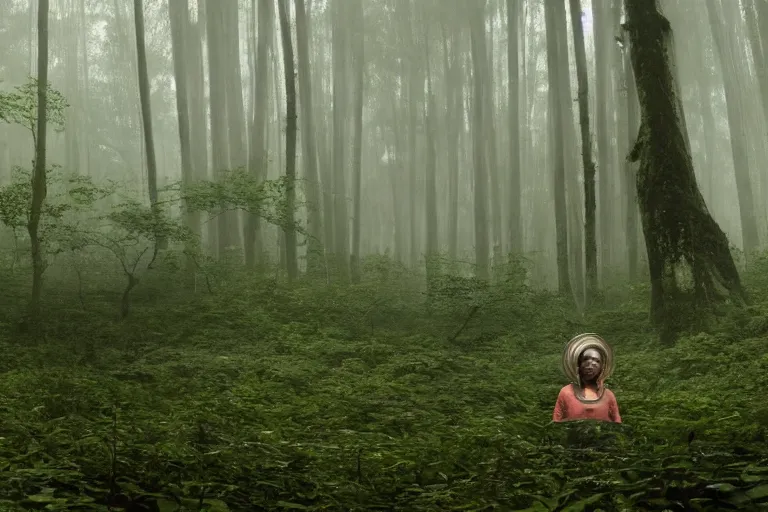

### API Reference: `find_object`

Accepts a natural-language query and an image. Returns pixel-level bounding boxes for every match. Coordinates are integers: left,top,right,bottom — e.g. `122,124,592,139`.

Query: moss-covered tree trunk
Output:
623,0,745,337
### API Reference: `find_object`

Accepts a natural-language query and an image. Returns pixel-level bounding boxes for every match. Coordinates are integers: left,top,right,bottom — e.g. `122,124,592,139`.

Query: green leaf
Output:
276,502,310,510
707,483,738,493
561,493,606,511
747,484,768,501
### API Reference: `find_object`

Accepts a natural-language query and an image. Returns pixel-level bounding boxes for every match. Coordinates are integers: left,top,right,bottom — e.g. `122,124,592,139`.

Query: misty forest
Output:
2,0,768,509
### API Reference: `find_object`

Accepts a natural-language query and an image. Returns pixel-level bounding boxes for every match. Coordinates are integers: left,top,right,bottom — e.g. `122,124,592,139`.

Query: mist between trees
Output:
3,1,768,510
0,0,767,336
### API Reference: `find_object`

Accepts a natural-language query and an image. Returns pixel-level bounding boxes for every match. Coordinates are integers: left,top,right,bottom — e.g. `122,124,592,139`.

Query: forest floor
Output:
1,255,768,511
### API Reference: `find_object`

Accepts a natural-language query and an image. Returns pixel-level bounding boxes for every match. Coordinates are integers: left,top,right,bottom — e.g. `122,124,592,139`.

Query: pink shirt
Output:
552,384,622,423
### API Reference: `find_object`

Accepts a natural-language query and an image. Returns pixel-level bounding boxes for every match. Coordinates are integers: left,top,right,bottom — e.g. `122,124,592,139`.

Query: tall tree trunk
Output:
444,26,461,261
390,99,406,262
134,0,158,208
624,0,744,340
331,0,349,279
78,0,90,175
484,17,502,267
64,2,81,176
706,0,760,257
570,0,598,302
350,0,365,283
544,0,571,297
245,0,273,268
168,0,200,268
295,0,324,275
28,0,50,325
593,0,612,277
553,0,584,305
28,0,35,75
507,0,522,253
277,0,298,281
470,2,490,280
403,0,420,269
134,0,164,252
188,16,210,248
206,0,231,258
222,1,246,259
696,26,717,207
623,33,640,281
424,17,438,286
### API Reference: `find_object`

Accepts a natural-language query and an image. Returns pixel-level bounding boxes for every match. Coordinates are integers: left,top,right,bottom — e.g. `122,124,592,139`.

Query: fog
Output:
1,0,766,305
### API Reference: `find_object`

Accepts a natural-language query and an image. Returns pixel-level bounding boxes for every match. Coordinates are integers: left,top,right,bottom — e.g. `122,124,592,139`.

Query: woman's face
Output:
579,348,603,382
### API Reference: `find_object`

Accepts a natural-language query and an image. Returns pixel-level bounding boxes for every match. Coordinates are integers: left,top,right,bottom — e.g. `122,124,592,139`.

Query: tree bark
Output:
544,0,571,296
349,0,365,283
168,0,200,267
593,0,612,275
506,0,522,253
277,0,298,281
623,0,744,338
294,0,324,275
134,0,159,209
331,0,350,279
206,0,232,258
569,0,597,302
245,0,273,268
554,0,583,305
423,14,438,286
623,34,640,281
28,0,50,325
469,2,490,280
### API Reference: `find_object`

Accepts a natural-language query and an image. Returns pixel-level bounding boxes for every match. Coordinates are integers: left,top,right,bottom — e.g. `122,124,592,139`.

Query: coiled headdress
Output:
561,333,614,385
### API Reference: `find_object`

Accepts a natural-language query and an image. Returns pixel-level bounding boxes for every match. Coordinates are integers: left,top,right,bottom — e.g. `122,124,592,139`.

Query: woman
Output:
552,333,622,423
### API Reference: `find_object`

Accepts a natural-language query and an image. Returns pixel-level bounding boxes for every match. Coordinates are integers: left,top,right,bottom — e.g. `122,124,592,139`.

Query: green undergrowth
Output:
0,255,767,511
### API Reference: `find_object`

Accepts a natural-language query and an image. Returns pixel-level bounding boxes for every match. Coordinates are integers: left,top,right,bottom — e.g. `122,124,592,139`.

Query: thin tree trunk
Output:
245,0,273,267
222,1,246,258
570,0,597,302
169,0,200,270
470,2,490,280
78,0,90,175
507,0,522,253
544,0,571,296
593,0,611,276
277,0,298,281
28,0,50,326
295,0,324,275
133,0,163,252
350,0,365,283
445,26,461,261
623,34,640,281
206,0,232,258
134,0,158,207
188,17,209,248
423,15,438,286
331,0,349,278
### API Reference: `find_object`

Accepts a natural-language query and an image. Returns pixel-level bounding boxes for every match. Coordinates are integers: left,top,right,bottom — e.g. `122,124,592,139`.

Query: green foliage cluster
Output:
181,170,303,235
1,76,767,511
0,76,296,317
0,254,766,511
0,77,68,138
